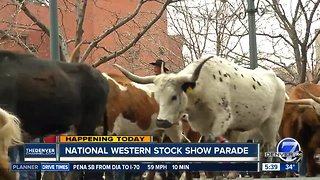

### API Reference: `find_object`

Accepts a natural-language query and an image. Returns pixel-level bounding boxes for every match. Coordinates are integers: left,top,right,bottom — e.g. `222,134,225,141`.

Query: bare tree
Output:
263,0,320,83
0,0,177,67
167,0,248,64
167,0,320,84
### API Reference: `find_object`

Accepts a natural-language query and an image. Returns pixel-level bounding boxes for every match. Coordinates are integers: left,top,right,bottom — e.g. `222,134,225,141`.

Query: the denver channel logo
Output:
25,146,55,156
265,137,303,162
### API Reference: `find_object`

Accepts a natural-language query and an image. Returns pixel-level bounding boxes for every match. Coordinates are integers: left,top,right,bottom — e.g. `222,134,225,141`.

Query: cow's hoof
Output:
226,172,238,179
213,176,224,180
306,172,315,177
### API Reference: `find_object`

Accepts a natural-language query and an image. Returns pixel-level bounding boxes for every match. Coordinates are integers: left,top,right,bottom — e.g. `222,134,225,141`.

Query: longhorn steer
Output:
102,73,182,142
283,83,320,176
101,73,184,180
114,56,286,150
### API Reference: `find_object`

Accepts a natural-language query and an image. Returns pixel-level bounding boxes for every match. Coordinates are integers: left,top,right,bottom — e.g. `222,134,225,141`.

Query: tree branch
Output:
14,0,50,35
80,0,147,63
92,0,172,67
72,0,87,62
307,29,320,49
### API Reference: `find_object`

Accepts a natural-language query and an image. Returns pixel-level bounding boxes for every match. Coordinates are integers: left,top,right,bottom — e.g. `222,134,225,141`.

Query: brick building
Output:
0,0,183,75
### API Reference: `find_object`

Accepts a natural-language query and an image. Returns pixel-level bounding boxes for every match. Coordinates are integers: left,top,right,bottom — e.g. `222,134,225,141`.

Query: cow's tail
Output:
103,110,108,135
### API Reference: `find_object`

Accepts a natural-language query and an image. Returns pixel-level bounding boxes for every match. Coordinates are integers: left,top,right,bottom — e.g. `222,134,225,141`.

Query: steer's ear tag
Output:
181,82,196,93
186,87,193,94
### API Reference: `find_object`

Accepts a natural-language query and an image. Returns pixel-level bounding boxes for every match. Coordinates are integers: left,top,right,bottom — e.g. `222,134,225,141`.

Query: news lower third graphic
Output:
59,135,152,143
10,136,265,172
24,143,259,162
11,162,259,172
265,137,302,163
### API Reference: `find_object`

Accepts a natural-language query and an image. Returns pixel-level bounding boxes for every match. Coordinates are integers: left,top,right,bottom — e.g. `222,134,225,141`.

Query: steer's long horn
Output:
190,56,213,82
285,99,315,105
161,62,165,74
176,56,213,83
298,105,314,109
113,64,156,84
69,40,84,63
181,133,191,143
301,87,320,104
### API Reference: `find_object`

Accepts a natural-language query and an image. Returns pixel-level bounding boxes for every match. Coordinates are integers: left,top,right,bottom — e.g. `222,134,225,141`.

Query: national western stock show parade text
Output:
10,135,297,172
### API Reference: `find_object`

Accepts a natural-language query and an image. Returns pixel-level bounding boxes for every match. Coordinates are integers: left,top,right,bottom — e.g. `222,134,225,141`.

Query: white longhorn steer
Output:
114,56,286,149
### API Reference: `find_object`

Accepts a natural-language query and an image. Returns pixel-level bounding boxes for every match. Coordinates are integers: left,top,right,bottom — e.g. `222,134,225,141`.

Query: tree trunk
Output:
299,47,308,83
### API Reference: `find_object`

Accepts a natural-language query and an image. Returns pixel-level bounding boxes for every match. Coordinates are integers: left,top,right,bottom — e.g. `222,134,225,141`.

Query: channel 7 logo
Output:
265,138,303,162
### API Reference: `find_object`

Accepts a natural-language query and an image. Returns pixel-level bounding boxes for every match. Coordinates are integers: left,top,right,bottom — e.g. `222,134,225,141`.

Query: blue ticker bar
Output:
11,162,259,172
70,162,259,172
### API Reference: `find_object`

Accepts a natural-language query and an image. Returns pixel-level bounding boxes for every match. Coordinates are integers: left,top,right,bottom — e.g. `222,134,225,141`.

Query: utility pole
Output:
247,0,258,69
49,1,60,61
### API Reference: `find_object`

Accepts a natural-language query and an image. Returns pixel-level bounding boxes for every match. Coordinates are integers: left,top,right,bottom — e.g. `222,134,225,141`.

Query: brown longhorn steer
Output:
102,73,182,142
283,82,320,177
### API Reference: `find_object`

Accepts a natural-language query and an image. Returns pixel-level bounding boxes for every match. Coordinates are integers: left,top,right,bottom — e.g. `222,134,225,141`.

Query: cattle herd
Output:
0,50,319,179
